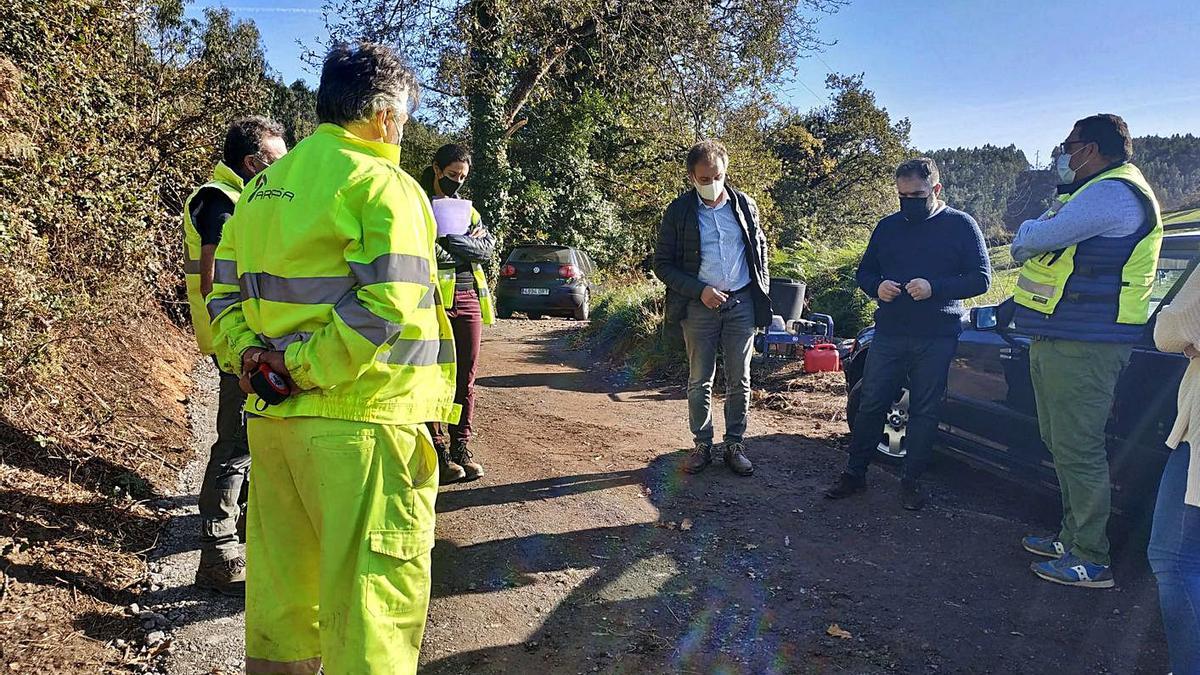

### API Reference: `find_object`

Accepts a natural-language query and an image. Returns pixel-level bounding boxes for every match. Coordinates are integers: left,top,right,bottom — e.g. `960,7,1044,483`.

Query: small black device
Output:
249,363,290,409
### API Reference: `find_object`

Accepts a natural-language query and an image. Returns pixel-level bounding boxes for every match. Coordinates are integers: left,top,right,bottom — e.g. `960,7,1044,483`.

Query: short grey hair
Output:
316,43,419,126
686,139,729,173
895,157,940,185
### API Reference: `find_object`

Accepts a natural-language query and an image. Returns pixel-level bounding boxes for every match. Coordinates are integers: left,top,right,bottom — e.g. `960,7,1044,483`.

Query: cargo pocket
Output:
310,429,376,498
365,529,435,618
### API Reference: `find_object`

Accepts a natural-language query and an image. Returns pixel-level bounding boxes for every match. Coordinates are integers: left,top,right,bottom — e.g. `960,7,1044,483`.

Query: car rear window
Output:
507,247,574,264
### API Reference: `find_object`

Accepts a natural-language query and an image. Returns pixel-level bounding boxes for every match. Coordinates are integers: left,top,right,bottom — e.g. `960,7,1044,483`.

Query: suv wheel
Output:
846,380,909,462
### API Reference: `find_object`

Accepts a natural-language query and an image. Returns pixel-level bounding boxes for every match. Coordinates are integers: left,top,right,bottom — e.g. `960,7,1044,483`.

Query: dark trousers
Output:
429,289,483,446
846,333,958,482
680,291,756,445
200,366,250,563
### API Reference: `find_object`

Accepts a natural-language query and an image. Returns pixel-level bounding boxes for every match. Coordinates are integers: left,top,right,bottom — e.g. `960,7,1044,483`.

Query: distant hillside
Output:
929,133,1200,243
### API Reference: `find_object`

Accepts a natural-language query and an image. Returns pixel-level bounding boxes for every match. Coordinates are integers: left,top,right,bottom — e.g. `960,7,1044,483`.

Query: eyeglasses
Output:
1057,140,1091,154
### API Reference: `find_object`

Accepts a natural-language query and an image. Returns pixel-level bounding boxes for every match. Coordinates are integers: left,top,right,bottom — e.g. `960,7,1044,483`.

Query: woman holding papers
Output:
420,144,497,484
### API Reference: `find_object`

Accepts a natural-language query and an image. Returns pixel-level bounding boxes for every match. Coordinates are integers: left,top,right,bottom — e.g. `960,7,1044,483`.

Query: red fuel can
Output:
804,343,841,373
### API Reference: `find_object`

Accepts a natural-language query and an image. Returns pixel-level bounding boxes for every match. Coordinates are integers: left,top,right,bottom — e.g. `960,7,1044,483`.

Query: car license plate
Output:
522,288,550,296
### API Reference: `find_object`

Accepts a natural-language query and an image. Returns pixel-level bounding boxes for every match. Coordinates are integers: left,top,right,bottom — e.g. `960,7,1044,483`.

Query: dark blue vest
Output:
1014,180,1154,344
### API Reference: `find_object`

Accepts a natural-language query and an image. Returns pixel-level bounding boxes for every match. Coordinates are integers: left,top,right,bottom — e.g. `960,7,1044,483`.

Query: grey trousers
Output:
680,291,756,445
199,367,250,564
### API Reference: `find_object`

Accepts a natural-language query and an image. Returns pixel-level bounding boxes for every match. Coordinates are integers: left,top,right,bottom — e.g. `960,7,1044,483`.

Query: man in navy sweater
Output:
825,157,991,510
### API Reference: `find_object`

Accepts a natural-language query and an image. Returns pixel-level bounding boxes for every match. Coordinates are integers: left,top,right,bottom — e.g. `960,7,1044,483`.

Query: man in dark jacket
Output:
654,140,771,477
825,157,990,510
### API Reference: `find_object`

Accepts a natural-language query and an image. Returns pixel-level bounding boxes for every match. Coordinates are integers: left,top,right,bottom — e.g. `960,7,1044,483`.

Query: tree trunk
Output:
465,0,513,255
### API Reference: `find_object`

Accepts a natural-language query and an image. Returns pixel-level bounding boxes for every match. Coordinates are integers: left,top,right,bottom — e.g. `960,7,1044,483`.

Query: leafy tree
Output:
768,73,912,248
929,145,1032,244
1136,134,1200,210
318,0,842,247
269,79,319,147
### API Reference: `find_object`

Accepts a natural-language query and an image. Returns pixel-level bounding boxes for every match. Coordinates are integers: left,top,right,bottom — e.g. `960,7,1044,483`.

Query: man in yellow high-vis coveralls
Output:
208,43,458,674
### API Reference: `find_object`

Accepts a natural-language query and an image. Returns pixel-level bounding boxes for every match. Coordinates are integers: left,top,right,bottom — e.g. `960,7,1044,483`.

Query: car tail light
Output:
559,264,579,279
501,264,516,278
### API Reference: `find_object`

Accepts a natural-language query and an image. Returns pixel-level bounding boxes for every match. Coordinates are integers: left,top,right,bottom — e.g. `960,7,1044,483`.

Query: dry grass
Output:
0,307,195,673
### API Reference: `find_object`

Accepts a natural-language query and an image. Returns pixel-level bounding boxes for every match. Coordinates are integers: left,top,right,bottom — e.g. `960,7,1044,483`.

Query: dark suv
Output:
843,228,1200,515
496,245,597,320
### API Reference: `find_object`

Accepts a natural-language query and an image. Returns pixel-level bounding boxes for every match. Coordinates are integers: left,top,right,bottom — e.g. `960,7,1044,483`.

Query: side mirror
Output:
971,306,999,330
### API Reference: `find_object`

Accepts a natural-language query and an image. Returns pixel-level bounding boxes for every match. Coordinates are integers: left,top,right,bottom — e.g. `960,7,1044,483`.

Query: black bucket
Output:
769,278,806,322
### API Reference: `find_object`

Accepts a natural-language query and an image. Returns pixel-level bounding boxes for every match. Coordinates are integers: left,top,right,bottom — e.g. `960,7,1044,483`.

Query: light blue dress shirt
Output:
696,194,751,292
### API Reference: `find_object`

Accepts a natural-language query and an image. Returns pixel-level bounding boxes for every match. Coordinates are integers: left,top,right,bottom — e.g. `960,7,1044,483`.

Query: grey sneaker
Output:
195,556,246,596
724,441,754,476
683,442,713,474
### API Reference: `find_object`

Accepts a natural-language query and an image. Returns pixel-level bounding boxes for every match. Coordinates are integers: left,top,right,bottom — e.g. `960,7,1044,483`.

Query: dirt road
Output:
161,319,1170,674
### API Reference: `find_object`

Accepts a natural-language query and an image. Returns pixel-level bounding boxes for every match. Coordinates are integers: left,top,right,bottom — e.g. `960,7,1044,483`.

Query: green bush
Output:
772,240,876,336
578,279,686,378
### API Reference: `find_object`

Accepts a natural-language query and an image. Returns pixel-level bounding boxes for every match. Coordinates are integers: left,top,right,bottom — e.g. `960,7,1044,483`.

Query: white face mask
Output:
696,179,724,202
1055,151,1078,185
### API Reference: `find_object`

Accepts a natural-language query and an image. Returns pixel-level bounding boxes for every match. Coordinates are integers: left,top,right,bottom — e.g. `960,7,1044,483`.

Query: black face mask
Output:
899,194,937,223
438,175,464,197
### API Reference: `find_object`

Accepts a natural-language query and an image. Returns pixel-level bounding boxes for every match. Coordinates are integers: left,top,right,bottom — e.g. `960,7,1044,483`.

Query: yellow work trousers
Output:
243,416,438,674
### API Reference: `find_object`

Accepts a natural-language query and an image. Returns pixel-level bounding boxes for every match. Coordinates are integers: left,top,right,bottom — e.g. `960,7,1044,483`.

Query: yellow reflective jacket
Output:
182,162,243,356
208,123,459,426
1014,163,1162,326
435,206,496,325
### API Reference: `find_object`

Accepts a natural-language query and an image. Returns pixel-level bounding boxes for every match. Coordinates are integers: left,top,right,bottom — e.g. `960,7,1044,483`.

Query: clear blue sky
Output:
190,0,1200,164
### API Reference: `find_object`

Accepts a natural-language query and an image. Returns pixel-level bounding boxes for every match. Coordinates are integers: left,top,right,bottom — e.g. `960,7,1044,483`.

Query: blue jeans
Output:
1148,443,1200,675
846,333,958,482
680,291,756,445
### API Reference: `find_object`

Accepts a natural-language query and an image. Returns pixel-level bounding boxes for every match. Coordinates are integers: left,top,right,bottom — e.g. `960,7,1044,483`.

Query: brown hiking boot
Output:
683,442,713,474
437,439,467,484
724,441,754,476
451,441,484,482
195,556,246,596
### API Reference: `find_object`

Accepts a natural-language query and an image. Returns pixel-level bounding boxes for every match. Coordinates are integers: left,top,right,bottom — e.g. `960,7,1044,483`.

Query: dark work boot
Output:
451,441,484,482
724,441,754,476
900,479,926,511
195,556,246,596
683,442,713,474
824,472,867,500
436,438,466,484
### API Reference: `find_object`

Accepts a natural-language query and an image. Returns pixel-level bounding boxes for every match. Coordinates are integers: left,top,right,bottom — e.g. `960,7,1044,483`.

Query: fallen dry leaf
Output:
680,518,694,531
827,623,852,639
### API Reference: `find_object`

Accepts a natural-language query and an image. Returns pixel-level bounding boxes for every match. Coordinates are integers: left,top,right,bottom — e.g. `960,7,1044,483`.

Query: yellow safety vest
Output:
182,162,244,356
1014,163,1162,325
436,206,496,325
208,123,459,426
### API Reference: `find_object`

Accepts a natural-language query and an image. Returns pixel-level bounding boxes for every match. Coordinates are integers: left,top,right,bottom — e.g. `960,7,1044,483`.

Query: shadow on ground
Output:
423,431,1170,675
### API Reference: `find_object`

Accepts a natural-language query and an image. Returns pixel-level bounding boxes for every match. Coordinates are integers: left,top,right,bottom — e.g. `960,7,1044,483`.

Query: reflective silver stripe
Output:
245,656,322,674
184,258,201,275
206,293,241,320
419,284,435,309
261,332,312,351
213,259,238,286
348,253,430,286
240,272,355,305
378,338,455,366
335,297,402,347
1017,275,1057,300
